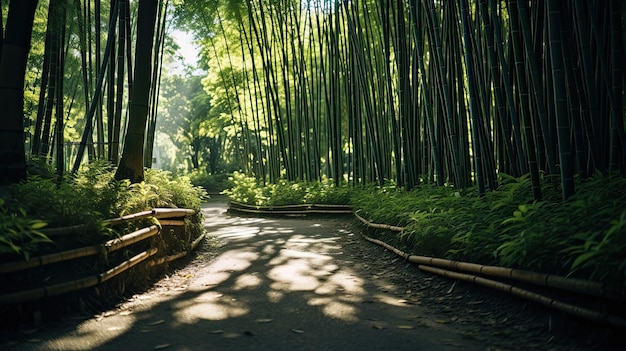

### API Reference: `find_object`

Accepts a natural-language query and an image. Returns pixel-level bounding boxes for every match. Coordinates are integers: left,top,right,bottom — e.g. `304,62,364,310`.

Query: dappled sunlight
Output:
37,314,136,350
266,290,285,303
308,297,359,322
233,273,263,290
188,249,259,291
214,225,260,239
202,209,273,230
172,292,249,324
316,270,365,296
262,234,369,322
269,257,325,291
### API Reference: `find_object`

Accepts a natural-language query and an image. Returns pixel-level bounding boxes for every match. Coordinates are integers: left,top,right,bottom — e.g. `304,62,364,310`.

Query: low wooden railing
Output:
0,208,202,305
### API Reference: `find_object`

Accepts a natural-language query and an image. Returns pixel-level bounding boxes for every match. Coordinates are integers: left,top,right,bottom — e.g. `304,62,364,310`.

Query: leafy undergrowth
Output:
0,161,207,260
224,172,626,289
223,171,352,206
0,161,208,322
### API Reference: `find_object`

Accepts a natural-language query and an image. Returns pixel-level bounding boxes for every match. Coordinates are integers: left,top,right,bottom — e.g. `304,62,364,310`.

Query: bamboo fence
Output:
0,208,199,305
228,201,626,328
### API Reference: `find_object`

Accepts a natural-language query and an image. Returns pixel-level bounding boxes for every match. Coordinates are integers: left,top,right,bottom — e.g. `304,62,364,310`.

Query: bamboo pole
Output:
0,248,157,305
356,210,612,297
230,207,353,215
0,245,100,274
106,225,160,252
417,265,626,328
190,233,206,251
105,208,195,225
152,208,196,219
229,201,353,214
146,233,206,268
158,219,185,226
99,248,158,283
361,233,612,298
354,210,404,232
0,225,160,275
361,232,625,326
1,207,196,275
407,256,607,297
229,200,352,210
104,210,155,225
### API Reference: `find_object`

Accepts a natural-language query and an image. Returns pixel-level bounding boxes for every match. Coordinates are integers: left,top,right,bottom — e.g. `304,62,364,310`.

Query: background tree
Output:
0,0,39,185
115,0,159,183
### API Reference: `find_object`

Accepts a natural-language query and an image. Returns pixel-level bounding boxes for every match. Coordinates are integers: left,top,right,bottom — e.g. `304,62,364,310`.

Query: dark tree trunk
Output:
0,0,38,185
115,0,158,183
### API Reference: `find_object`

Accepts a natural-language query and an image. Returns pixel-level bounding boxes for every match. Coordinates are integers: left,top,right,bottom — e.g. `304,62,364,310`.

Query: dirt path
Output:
4,197,618,350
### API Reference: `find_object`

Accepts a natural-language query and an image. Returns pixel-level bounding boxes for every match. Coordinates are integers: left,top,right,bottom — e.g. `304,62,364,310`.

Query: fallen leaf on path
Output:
447,282,457,294
397,325,414,330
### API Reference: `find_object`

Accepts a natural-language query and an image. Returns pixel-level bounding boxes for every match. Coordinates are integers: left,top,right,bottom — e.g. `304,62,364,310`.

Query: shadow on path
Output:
7,197,485,351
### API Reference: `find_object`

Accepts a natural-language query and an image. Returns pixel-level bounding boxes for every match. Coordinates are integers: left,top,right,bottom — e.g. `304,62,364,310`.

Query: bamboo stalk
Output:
0,248,157,305
147,251,187,267
361,232,612,298
152,208,196,219
418,265,626,328
1,225,160,275
99,248,158,283
229,200,352,211
354,210,404,232
408,256,606,297
190,233,206,251
146,233,206,268
0,245,100,274
104,210,155,225
230,206,352,215
106,225,160,252
158,219,185,226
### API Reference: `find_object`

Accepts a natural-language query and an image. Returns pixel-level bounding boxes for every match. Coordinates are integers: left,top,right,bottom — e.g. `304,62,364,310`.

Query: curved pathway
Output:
5,197,611,350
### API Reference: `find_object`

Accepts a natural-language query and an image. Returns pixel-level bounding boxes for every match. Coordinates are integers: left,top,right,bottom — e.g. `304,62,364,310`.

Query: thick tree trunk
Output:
114,0,158,183
0,0,38,185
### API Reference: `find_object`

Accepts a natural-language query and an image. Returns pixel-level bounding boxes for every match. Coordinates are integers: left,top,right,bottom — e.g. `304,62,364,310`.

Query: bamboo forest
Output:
1,0,626,347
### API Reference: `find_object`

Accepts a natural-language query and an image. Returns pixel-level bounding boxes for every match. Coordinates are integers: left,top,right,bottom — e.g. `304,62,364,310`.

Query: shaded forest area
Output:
0,0,625,319
180,0,626,201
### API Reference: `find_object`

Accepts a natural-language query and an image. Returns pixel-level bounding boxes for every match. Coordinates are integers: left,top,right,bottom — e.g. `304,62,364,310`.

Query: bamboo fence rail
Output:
228,202,626,327
0,208,199,305
229,200,353,214
0,248,158,305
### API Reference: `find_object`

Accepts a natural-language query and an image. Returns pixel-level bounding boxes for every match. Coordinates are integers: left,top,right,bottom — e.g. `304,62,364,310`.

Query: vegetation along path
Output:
5,197,621,350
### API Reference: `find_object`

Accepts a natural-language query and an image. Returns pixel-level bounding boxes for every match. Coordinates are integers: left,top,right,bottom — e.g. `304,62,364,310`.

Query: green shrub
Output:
224,172,626,285
0,198,50,260
0,163,207,260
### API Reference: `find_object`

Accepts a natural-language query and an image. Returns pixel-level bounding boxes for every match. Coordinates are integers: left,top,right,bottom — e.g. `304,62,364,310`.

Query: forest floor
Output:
2,196,624,350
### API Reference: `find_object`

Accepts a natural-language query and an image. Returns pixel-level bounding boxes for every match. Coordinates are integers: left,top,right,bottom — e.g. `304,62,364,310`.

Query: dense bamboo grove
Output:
182,0,626,200
0,0,169,184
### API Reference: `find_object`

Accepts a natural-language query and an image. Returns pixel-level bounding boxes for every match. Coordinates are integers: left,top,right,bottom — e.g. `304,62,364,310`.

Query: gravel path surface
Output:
3,197,621,350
